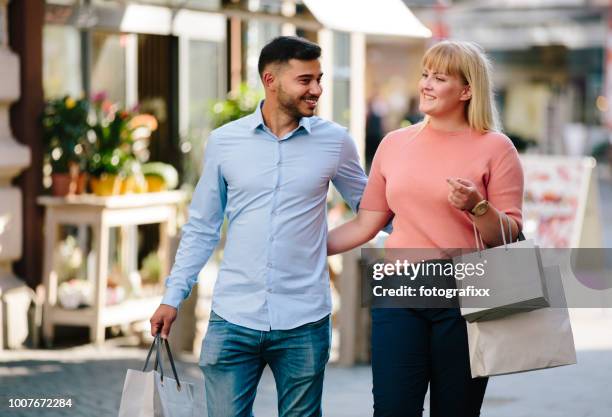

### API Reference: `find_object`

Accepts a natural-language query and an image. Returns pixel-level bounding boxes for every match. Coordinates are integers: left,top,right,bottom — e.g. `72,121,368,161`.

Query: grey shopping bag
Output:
454,215,549,322
466,265,576,378
117,335,205,417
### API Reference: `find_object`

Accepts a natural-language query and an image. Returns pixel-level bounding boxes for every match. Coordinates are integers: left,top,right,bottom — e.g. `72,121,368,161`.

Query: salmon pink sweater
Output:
360,122,524,249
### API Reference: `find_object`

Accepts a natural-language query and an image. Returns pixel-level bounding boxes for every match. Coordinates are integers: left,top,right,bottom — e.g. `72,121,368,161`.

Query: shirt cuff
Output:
161,288,186,309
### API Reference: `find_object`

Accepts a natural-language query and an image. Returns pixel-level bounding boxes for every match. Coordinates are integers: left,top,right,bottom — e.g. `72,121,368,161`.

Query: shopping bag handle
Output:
162,337,182,390
143,334,164,378
501,214,527,243
500,214,527,243
472,213,524,255
143,334,182,390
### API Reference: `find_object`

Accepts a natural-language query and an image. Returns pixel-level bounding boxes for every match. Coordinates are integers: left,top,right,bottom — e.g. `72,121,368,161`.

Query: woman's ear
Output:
460,85,472,102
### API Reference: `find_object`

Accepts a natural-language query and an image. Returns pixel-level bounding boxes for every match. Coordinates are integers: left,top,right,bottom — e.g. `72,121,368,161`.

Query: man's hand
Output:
150,304,178,339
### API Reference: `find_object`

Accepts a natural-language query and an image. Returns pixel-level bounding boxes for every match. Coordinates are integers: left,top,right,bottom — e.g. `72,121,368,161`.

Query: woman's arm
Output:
471,203,518,247
447,178,519,247
328,209,392,256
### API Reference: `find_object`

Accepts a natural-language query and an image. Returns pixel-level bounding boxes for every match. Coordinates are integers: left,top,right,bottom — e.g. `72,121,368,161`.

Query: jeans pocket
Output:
305,317,332,373
200,318,228,366
301,314,330,329
208,310,226,323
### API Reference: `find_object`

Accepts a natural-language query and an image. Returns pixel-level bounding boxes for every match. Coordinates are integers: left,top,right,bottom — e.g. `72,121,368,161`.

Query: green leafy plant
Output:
209,83,262,129
140,251,161,284
87,93,158,177
41,96,90,173
141,162,179,190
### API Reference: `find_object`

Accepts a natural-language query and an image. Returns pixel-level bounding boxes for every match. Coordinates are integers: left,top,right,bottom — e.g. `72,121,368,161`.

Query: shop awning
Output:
302,0,431,38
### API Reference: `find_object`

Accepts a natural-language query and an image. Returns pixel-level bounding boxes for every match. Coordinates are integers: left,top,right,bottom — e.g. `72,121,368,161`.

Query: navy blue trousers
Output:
371,308,488,417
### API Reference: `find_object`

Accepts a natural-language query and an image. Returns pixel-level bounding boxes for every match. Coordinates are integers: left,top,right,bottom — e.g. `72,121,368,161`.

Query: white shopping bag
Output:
455,215,549,322
118,335,205,417
466,265,577,378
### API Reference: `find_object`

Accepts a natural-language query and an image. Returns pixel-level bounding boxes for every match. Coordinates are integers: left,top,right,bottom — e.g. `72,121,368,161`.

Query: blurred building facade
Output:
416,0,610,155
4,0,431,347
3,0,611,349
1,0,34,349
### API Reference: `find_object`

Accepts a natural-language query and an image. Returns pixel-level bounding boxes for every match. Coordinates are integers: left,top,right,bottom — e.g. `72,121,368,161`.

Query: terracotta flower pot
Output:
76,172,88,194
51,173,75,196
51,164,87,196
90,173,122,196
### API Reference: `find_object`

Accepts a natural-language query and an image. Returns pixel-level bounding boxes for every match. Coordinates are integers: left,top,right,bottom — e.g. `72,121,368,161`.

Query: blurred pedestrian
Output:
366,95,387,172
402,95,423,126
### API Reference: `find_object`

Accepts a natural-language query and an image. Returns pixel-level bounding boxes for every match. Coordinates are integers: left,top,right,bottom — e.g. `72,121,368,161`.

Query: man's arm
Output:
150,133,227,338
331,132,392,233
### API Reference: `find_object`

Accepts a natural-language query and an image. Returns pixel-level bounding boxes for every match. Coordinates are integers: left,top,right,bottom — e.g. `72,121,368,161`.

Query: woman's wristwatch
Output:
471,199,489,217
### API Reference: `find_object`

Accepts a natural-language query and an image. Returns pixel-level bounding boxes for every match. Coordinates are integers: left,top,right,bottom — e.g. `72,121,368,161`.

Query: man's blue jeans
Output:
199,311,331,417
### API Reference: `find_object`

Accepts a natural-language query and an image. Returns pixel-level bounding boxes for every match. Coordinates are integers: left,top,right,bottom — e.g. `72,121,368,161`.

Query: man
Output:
150,36,371,417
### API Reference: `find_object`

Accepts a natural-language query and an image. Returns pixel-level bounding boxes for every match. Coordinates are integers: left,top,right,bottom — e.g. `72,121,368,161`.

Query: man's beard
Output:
278,84,316,120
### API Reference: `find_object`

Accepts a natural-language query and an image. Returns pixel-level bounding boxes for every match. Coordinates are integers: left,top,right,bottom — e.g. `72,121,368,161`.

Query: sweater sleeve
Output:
359,136,393,213
487,140,524,231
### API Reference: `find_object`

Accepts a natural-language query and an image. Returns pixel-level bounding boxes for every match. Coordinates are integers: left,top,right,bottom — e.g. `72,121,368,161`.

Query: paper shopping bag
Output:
455,216,549,322
118,335,205,417
466,265,576,378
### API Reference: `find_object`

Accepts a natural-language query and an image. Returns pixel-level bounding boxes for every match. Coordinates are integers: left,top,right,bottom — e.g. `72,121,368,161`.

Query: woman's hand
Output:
447,177,519,246
446,178,483,212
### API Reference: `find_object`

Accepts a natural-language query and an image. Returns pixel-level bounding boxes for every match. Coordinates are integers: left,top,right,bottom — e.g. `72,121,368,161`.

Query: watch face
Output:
473,201,488,216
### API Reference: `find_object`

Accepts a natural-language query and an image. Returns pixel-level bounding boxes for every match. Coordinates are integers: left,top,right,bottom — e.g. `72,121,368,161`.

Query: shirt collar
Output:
250,100,312,135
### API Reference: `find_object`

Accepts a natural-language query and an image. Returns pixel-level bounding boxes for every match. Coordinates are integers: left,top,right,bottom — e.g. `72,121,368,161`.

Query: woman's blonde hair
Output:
421,40,500,133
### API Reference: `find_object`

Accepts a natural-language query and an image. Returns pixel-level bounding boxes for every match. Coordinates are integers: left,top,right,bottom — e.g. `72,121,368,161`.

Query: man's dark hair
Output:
258,36,321,77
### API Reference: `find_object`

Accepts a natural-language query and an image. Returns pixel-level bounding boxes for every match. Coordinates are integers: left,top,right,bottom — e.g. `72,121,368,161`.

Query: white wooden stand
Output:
38,191,186,345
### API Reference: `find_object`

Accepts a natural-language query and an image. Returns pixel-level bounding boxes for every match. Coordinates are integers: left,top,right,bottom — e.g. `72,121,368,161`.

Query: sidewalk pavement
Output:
1,170,611,417
1,309,611,417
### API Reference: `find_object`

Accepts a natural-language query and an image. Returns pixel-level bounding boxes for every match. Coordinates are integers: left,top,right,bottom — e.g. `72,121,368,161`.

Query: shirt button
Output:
267,262,273,268
275,185,280,191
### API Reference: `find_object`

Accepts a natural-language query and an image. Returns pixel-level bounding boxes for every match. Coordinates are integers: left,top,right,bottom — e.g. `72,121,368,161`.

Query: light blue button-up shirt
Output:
161,101,368,330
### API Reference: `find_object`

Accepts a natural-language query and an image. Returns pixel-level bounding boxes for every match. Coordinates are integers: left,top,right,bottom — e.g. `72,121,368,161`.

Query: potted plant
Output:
121,113,158,194
87,94,158,196
141,162,179,192
87,96,131,196
41,96,90,196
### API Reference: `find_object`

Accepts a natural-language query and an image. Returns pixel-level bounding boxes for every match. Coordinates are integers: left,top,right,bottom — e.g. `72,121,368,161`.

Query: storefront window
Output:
43,24,83,99
332,31,351,127
245,20,281,90
247,0,283,13
91,31,127,105
95,0,221,8
184,0,221,7
245,0,282,89
187,40,223,132
0,6,6,47
180,36,226,186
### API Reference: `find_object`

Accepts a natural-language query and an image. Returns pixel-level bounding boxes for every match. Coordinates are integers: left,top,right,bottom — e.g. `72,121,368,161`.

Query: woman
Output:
327,41,524,416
